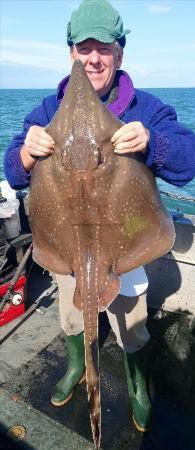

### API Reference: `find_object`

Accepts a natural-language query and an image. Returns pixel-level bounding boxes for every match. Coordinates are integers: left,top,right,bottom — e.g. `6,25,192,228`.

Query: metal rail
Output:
160,190,195,203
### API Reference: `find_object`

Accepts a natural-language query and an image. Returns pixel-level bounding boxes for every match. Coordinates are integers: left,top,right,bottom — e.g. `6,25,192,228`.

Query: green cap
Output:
67,0,130,47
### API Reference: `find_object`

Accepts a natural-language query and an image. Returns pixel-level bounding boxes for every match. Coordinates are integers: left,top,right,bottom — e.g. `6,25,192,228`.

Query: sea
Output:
0,87,195,215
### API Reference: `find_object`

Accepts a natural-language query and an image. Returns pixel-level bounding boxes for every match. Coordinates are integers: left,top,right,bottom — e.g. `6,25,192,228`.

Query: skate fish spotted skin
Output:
29,60,175,448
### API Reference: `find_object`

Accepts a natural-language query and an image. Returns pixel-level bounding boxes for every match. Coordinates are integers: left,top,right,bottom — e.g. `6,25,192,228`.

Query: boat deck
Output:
0,266,195,450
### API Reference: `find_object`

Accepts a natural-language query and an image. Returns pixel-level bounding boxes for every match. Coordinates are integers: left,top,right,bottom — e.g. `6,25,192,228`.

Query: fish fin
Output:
99,272,121,312
73,287,82,311
32,244,71,275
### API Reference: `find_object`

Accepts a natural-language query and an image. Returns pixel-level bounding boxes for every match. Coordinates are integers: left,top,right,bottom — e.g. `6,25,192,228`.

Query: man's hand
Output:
111,121,150,155
20,125,55,171
24,125,55,157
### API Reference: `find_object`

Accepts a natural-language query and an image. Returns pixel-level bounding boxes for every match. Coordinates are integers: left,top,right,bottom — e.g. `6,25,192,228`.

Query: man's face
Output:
70,39,123,97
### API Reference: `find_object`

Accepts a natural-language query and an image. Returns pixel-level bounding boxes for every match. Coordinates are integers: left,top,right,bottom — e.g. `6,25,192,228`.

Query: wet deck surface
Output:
1,268,195,450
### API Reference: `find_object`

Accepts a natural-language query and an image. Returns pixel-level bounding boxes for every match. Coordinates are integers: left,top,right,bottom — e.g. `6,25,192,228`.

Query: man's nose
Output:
89,50,101,64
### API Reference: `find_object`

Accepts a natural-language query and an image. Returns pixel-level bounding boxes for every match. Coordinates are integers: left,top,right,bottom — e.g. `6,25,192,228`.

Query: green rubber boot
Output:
124,344,152,432
51,332,85,406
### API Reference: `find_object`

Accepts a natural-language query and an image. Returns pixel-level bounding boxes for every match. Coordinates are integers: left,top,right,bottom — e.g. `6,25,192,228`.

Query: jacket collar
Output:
57,69,135,118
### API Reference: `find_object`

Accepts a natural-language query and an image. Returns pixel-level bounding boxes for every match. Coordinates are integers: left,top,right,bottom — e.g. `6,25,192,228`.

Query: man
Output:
4,0,195,433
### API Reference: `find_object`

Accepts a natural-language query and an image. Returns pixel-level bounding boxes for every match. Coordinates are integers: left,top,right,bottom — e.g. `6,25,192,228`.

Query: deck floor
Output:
0,268,195,450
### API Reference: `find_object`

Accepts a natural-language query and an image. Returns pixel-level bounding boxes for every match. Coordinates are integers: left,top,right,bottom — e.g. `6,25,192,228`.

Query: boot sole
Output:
51,373,86,407
132,413,152,433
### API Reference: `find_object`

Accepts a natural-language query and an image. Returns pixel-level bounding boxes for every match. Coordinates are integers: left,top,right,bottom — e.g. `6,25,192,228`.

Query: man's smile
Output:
86,70,104,74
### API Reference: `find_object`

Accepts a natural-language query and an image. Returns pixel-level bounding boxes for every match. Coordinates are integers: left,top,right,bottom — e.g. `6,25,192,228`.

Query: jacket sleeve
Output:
144,97,195,187
3,98,53,190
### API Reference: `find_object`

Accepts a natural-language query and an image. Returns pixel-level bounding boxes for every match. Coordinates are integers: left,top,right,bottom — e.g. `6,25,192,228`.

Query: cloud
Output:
121,62,175,80
0,39,71,73
124,63,152,78
138,42,195,57
148,4,172,14
2,39,65,51
122,58,195,87
148,70,177,79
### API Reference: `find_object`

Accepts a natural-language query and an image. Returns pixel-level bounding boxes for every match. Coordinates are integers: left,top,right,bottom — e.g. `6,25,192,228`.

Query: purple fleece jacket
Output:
4,70,195,190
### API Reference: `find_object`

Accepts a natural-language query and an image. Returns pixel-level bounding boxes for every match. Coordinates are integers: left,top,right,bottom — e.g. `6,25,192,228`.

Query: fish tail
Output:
83,295,101,449
80,254,101,449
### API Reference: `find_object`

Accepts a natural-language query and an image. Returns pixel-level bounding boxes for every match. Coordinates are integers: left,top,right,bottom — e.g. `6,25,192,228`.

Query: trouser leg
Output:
56,274,84,335
56,273,149,350
56,275,150,354
106,292,150,352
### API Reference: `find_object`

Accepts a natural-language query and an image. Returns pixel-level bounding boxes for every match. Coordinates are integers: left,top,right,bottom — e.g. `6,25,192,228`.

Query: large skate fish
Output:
29,60,175,448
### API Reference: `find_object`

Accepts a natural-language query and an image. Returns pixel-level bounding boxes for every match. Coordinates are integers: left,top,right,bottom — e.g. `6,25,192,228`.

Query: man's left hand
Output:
111,121,150,155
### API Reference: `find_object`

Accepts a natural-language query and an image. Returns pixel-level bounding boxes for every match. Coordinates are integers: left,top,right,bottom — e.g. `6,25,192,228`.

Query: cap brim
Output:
72,32,115,44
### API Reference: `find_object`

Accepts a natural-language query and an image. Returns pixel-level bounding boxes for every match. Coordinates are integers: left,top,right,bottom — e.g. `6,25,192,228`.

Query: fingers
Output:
25,139,54,155
113,137,143,153
111,122,150,155
25,143,54,157
24,125,55,157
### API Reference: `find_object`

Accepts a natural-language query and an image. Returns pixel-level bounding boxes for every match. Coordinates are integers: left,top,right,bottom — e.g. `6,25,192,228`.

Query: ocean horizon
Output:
0,87,195,215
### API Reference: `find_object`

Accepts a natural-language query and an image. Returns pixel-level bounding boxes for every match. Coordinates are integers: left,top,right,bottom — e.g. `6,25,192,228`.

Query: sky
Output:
1,0,195,88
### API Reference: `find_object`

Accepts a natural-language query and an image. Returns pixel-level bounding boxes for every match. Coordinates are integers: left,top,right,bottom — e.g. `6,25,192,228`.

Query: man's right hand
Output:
20,125,55,172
